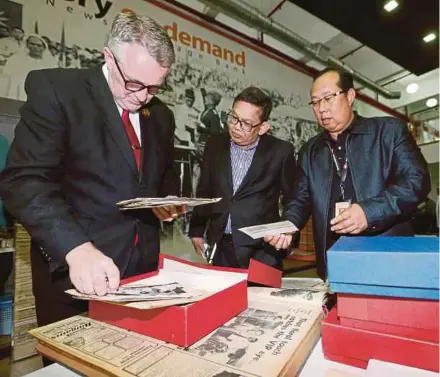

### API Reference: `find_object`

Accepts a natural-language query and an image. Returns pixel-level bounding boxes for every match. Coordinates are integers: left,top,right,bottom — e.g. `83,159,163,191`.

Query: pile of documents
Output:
12,224,38,361
66,281,205,303
30,280,327,377
65,267,217,309
116,197,221,210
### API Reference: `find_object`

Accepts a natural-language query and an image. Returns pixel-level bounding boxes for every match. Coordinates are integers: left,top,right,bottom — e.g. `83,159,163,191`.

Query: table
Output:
24,338,437,377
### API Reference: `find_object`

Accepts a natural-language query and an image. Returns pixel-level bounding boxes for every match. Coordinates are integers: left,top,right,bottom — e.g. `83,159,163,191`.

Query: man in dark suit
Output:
188,87,297,269
265,68,430,280
0,11,185,333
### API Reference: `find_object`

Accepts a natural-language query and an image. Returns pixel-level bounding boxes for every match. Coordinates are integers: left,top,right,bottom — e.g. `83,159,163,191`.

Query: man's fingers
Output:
81,275,94,295
283,235,293,249
152,207,167,218
330,210,351,225
92,274,108,296
176,205,188,215
168,205,178,219
71,275,84,294
274,234,286,250
332,218,353,232
151,207,161,218
276,235,291,250
152,207,173,221
268,235,281,246
105,261,120,291
347,225,361,234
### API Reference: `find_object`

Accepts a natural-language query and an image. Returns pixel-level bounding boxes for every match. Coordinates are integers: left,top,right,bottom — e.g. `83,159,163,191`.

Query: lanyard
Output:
329,146,349,200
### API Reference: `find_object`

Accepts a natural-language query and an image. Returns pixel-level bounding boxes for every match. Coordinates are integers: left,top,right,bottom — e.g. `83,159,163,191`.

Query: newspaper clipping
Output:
116,197,222,210
248,283,330,309
30,296,323,376
238,221,298,239
187,299,322,377
65,266,244,307
30,316,255,377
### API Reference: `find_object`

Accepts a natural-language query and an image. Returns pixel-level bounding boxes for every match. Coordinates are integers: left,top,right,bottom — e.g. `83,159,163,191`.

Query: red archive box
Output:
321,306,439,372
337,293,439,342
89,254,281,347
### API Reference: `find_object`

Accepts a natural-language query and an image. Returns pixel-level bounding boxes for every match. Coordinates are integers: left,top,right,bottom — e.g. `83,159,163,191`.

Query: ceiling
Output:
288,0,439,76
175,0,439,111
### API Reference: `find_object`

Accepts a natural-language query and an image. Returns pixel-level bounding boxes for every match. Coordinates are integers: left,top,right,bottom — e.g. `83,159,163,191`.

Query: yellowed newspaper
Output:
248,282,330,308
30,316,255,377
30,300,322,376
187,299,323,377
30,281,325,377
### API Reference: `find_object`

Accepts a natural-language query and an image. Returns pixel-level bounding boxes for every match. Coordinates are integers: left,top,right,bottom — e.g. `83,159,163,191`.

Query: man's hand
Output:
152,205,188,222
191,237,205,257
330,203,368,234
65,242,120,296
263,233,293,250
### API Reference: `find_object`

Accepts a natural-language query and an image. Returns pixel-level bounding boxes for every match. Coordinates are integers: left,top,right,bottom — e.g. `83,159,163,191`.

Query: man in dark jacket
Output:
189,87,297,269
0,11,184,335
266,67,431,280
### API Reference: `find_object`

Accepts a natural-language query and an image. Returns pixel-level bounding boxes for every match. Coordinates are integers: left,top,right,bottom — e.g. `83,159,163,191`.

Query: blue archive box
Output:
327,236,439,300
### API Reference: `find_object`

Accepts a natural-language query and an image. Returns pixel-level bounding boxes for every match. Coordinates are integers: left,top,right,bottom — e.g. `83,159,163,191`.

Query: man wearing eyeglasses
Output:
265,67,430,280
0,11,184,338
188,86,297,269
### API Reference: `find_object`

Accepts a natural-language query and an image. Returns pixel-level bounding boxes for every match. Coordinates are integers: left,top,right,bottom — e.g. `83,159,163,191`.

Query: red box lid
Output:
89,254,281,347
157,254,282,288
339,316,439,342
322,306,439,373
337,293,439,331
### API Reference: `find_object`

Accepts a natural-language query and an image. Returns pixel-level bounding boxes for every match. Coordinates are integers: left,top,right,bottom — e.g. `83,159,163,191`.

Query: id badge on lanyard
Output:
330,146,351,215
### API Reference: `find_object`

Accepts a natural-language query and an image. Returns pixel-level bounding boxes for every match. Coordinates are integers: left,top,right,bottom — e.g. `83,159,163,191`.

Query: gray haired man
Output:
0,11,184,346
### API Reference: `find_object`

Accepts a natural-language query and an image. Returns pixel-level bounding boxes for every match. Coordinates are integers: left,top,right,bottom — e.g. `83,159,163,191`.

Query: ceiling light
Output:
426,98,438,108
423,33,436,43
406,83,419,94
384,0,399,12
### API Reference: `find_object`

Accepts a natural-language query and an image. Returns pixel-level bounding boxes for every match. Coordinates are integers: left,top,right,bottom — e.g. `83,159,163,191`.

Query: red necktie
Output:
121,110,141,171
121,109,140,247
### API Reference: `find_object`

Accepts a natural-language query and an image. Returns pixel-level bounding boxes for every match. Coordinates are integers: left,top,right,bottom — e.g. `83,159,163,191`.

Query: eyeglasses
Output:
112,54,168,95
309,90,345,107
227,111,265,133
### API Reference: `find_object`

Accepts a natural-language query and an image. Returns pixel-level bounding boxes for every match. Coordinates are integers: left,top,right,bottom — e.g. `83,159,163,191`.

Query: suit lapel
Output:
86,66,138,175
234,135,270,197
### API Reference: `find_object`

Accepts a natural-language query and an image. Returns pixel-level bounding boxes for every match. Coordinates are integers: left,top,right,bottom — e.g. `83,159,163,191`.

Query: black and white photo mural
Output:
0,0,321,257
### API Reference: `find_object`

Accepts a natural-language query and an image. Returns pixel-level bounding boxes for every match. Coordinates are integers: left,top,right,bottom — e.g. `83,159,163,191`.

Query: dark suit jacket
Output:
284,115,430,279
188,133,297,268
0,66,179,278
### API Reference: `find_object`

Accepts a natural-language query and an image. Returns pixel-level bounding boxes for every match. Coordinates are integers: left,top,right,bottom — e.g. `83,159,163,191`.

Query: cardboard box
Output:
323,350,368,369
337,293,439,342
339,317,439,343
322,306,439,372
89,254,282,347
327,236,439,300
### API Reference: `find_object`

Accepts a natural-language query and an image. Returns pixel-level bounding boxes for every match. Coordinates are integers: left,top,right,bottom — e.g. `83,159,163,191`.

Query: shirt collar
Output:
322,112,358,142
230,136,260,151
102,63,109,82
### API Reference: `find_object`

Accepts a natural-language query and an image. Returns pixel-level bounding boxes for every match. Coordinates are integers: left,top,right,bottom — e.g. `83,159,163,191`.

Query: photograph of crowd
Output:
0,17,320,243
189,306,289,368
